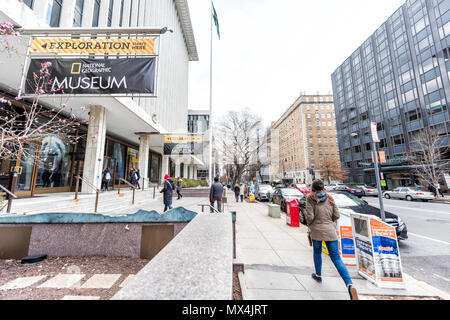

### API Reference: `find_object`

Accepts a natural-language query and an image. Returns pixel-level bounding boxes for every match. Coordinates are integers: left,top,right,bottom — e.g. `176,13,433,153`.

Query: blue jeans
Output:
164,204,173,212
312,240,353,286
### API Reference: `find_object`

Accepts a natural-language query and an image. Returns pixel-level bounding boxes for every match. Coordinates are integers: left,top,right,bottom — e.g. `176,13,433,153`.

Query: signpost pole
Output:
371,122,386,222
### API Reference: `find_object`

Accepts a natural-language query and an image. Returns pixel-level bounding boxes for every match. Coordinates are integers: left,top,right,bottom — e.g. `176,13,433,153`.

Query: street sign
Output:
371,122,380,143
19,29,161,99
30,38,156,55
24,58,156,95
372,151,386,163
164,135,203,155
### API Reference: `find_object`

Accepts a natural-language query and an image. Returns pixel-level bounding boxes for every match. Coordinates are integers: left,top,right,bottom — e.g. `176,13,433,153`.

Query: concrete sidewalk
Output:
227,200,447,300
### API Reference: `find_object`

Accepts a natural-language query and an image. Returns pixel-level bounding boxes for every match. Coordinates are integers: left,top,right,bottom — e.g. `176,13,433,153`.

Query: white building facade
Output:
0,0,203,196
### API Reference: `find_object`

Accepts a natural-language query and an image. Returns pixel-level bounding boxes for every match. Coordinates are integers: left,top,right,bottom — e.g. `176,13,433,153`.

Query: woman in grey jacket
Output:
306,179,358,300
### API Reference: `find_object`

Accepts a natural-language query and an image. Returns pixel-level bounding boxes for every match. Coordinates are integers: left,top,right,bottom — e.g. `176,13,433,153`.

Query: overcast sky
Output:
187,0,406,125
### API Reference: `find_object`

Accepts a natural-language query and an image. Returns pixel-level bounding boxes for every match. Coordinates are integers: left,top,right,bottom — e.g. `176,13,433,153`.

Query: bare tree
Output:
410,127,449,198
0,61,90,161
215,109,267,186
317,156,348,185
0,24,90,161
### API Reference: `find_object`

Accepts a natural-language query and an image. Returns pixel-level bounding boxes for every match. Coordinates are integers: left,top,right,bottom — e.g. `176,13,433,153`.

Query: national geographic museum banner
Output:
24,58,156,95
164,135,203,156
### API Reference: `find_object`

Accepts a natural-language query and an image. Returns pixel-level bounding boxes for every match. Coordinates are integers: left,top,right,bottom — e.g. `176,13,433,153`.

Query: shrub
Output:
181,179,208,188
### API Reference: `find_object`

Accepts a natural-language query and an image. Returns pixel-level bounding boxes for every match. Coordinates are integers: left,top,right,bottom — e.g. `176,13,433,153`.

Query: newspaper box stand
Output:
350,212,405,289
285,199,300,227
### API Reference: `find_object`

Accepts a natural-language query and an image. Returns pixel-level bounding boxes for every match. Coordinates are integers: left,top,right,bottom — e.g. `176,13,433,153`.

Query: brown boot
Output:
348,285,359,300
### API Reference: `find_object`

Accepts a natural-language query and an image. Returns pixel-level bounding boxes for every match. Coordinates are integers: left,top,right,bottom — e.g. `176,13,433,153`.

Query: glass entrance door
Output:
15,143,40,197
103,156,117,189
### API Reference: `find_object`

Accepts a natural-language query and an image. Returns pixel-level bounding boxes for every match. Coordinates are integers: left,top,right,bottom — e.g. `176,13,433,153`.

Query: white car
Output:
383,187,435,202
357,185,379,197
325,183,346,191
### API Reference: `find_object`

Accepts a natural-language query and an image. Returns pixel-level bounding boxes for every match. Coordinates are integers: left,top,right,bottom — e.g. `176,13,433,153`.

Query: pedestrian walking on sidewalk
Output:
176,177,183,200
305,179,359,300
160,174,175,212
210,177,224,212
239,183,245,202
101,167,112,192
135,169,141,189
234,184,240,202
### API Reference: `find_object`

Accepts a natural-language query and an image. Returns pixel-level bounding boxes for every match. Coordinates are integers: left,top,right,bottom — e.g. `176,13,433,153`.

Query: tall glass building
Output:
331,0,450,188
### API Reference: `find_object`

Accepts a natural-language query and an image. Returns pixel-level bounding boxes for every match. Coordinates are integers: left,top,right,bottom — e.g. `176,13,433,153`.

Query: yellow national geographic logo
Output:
71,63,82,74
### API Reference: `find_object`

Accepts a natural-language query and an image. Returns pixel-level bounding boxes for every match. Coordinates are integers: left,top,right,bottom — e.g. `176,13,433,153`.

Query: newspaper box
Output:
285,199,300,227
351,212,405,289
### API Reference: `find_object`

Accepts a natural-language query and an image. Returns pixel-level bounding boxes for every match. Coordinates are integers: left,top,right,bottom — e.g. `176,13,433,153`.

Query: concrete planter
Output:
268,204,281,218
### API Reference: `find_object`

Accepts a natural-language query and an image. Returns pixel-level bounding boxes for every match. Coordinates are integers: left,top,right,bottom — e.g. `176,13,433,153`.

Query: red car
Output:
291,184,311,194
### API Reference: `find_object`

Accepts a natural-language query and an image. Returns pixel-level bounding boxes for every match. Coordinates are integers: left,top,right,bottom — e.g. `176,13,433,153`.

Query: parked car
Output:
333,185,364,198
383,187,435,202
271,188,306,213
325,183,346,191
298,191,408,240
290,183,312,194
357,185,379,197
255,184,274,201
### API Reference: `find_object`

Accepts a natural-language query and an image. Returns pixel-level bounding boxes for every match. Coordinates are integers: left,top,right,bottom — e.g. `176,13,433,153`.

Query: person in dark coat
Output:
234,184,240,202
210,177,224,212
101,167,112,192
160,174,175,212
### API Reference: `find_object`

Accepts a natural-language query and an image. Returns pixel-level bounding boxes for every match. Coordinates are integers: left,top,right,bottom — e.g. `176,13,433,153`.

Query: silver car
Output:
383,187,435,202
357,185,379,197
256,185,274,201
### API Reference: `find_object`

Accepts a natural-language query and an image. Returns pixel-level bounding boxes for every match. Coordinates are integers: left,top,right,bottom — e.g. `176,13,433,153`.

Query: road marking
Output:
365,201,450,215
433,273,450,283
409,233,450,246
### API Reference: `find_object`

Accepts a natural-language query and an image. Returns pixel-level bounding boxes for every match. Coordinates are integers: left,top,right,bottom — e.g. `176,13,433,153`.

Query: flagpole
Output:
208,1,214,187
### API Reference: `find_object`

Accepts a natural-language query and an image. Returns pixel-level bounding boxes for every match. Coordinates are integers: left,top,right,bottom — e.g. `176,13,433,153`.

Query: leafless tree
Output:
0,26,90,162
215,109,267,186
317,156,348,185
410,127,449,198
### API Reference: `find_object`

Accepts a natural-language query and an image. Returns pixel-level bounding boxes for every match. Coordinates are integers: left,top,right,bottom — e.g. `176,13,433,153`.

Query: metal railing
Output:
0,185,18,214
74,175,100,213
118,178,138,205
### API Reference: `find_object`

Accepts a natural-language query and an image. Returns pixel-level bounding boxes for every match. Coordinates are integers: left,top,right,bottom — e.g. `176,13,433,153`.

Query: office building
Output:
331,0,450,188
271,94,340,183
0,0,203,197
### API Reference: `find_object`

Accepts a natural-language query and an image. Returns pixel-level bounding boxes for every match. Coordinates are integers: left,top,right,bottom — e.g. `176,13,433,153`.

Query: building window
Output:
92,0,101,27
119,0,125,26
107,0,114,27
23,0,34,9
73,0,85,27
49,0,63,27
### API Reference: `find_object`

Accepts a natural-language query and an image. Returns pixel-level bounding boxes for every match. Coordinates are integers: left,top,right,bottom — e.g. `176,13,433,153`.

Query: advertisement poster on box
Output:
370,219,405,285
352,214,377,282
351,213,405,288
337,208,356,265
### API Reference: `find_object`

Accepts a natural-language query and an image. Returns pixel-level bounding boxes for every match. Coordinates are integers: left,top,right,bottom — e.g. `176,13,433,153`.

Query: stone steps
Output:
9,189,162,215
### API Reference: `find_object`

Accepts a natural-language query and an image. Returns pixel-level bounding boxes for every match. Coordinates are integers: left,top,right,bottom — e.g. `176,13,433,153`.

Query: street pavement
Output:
228,199,445,300
363,197,450,295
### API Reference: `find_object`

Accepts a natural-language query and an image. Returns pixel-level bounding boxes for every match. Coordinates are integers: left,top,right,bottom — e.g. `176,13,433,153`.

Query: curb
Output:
402,273,450,300
237,272,248,300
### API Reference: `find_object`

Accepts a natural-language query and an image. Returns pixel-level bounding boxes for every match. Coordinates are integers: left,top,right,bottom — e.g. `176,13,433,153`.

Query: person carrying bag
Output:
305,179,359,300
